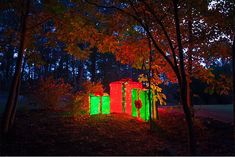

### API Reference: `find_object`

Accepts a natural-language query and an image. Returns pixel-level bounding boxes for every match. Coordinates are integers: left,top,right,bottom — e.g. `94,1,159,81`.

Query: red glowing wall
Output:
110,80,142,114
110,81,123,113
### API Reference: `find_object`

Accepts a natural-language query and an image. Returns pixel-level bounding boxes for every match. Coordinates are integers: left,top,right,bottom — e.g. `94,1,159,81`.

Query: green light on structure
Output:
90,95,100,115
102,96,110,114
132,89,152,121
90,95,110,115
140,90,151,121
132,90,138,117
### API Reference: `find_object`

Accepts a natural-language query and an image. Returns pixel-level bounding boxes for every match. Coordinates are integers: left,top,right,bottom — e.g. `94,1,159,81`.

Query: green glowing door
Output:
131,89,152,121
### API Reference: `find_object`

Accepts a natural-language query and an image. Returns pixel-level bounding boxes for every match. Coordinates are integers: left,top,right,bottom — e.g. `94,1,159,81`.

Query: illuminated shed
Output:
109,79,142,114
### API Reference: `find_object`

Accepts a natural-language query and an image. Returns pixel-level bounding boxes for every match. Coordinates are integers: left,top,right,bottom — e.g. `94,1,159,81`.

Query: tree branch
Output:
85,0,182,84
141,0,178,70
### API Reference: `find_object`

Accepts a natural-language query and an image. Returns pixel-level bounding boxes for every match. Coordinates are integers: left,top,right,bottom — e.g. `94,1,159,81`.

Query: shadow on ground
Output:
0,109,233,156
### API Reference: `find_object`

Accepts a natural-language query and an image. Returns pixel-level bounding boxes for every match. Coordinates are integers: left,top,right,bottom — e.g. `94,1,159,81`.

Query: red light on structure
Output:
110,81,123,113
134,99,142,109
135,99,142,119
109,79,142,114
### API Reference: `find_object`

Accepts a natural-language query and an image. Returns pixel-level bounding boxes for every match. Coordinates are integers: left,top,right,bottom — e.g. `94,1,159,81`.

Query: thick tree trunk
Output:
2,0,29,135
173,0,196,155
180,85,195,155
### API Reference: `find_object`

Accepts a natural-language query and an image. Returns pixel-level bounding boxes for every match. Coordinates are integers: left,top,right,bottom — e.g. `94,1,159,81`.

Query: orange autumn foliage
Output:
73,81,104,116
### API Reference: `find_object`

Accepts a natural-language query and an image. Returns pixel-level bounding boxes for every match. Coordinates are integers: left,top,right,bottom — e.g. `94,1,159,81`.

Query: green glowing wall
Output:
102,96,110,114
90,95,100,115
89,95,110,115
131,89,152,121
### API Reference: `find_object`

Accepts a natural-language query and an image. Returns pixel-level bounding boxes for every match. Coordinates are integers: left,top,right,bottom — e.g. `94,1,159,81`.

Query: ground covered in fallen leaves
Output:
0,108,234,156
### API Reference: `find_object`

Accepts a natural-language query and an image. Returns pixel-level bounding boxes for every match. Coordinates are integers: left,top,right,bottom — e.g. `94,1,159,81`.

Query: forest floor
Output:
0,108,234,156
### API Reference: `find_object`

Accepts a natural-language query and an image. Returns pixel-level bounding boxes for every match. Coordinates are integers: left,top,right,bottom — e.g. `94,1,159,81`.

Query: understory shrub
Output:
32,77,73,110
73,81,104,116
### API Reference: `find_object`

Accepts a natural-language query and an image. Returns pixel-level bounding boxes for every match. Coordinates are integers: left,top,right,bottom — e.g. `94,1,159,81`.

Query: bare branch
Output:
141,0,178,69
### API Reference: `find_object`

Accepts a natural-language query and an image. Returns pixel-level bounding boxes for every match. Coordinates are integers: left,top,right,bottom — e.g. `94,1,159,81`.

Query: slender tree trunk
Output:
173,0,196,155
77,61,84,88
9,78,21,128
28,65,31,81
2,0,29,135
3,36,13,90
32,64,35,79
100,95,102,113
65,55,70,82
187,1,193,118
10,54,27,128
148,40,153,130
72,57,77,87
57,57,64,79
90,48,97,82
21,55,27,81
155,101,159,120
5,51,11,90
232,35,235,155
48,63,51,77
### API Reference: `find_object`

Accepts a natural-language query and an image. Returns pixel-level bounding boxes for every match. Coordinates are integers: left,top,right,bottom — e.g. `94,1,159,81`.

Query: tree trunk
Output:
72,57,77,87
32,64,35,80
65,55,70,82
77,61,84,88
155,101,159,120
100,95,102,113
9,78,21,128
2,35,14,90
90,48,97,82
173,0,196,155
5,51,11,90
28,65,31,81
187,1,193,118
57,57,64,79
9,57,27,128
21,55,27,81
2,0,29,135
232,35,235,155
148,41,153,130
